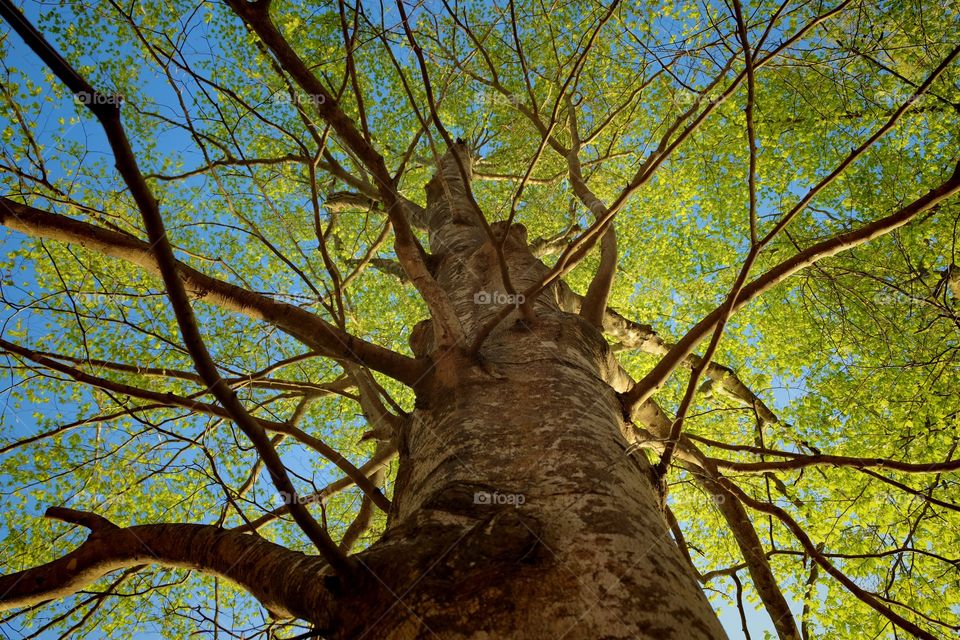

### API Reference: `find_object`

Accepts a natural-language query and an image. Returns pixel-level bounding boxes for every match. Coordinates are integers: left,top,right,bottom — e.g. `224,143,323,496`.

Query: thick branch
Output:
566,98,617,328
628,425,799,639
555,282,780,424
722,481,938,639
324,191,428,231
0,197,425,384
0,507,336,624
691,469,800,640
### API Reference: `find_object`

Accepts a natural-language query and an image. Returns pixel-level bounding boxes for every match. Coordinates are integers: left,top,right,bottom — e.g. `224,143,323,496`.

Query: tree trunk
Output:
331,146,728,639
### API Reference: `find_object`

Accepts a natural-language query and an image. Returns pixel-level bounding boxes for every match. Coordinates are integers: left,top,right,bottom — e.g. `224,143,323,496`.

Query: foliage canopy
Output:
1,0,959,636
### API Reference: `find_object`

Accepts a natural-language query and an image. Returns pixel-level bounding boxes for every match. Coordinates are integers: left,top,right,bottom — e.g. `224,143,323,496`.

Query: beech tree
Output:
0,0,958,637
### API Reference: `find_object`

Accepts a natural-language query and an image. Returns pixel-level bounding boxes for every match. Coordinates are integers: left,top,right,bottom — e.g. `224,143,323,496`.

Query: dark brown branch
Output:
722,480,938,639
0,2,350,571
629,424,800,639
225,0,465,350
234,442,397,534
9,347,353,397
713,453,960,474
0,338,390,513
732,573,752,640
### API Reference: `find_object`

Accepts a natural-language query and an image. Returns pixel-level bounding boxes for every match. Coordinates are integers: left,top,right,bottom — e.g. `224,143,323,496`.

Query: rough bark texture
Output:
328,146,727,639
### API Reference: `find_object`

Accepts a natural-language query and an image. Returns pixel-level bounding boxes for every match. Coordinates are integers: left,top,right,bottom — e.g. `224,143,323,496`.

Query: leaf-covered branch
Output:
624,161,960,413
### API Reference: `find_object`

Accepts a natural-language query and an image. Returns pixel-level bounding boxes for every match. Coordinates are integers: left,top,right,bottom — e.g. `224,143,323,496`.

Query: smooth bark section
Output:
0,508,335,623
0,197,425,384
566,98,617,328
580,225,617,327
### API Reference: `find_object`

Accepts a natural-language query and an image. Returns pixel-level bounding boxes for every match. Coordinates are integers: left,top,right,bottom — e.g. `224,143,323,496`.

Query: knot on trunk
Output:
460,508,540,563
409,318,434,357
413,483,541,563
488,220,528,248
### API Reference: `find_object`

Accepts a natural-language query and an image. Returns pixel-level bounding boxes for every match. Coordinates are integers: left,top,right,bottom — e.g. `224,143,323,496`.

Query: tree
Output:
0,0,957,636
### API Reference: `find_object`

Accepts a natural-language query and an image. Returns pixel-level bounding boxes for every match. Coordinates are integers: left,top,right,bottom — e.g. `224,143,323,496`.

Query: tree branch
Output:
627,424,800,639
566,96,617,328
234,442,397,534
225,0,465,350
721,480,938,639
475,0,854,339
0,337,390,513
0,197,425,385
713,453,960,474
554,283,781,424
624,161,960,414
0,507,337,626
0,0,351,571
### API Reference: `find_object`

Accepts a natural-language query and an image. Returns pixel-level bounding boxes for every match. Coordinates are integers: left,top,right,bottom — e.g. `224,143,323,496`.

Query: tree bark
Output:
325,146,727,638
